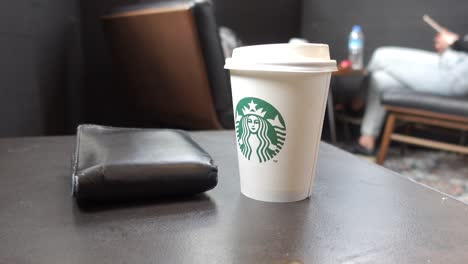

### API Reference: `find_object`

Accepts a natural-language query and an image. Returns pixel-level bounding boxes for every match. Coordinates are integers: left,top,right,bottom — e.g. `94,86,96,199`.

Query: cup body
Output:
230,69,332,202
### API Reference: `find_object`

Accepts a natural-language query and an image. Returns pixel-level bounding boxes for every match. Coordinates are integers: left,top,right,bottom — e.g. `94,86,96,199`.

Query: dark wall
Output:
301,0,468,63
79,0,134,126
0,0,83,137
213,0,301,44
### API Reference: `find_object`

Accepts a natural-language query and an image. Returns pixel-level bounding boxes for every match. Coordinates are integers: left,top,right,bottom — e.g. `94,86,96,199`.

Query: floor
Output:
332,114,468,204
382,148,468,204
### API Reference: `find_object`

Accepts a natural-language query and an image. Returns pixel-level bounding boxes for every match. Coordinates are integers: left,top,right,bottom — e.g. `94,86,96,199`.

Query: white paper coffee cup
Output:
225,43,337,202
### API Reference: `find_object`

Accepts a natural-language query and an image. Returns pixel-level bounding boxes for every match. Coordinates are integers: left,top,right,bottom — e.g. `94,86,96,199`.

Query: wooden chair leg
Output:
377,113,397,165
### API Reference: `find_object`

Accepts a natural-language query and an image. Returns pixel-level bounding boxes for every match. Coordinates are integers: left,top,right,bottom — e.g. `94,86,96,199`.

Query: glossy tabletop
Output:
0,131,467,263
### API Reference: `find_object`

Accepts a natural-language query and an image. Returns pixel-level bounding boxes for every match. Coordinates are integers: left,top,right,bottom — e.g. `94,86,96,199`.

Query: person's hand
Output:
434,29,459,53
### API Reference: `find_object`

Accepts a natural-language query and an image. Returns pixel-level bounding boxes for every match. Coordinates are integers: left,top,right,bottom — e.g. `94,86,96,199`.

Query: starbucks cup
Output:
225,43,337,202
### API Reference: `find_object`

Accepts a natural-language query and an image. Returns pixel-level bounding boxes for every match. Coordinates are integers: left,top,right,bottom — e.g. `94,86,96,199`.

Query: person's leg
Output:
359,71,408,151
356,47,468,153
367,47,459,95
357,47,439,152
367,46,440,73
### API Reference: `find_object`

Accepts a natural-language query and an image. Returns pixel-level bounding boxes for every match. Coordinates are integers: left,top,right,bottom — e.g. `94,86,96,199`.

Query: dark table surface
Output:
1,131,467,263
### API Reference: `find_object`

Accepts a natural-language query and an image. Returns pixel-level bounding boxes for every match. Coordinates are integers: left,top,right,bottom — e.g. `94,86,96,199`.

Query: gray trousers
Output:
361,47,468,137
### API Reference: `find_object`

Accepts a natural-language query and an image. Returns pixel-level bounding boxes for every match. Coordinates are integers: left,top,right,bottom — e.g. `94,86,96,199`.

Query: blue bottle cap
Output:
352,25,362,32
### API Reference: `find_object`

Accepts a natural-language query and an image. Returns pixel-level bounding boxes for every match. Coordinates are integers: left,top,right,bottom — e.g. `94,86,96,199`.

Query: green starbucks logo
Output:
235,97,286,163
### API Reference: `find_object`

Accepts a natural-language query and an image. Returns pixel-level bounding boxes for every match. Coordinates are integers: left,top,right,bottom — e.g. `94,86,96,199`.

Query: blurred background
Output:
2,0,467,137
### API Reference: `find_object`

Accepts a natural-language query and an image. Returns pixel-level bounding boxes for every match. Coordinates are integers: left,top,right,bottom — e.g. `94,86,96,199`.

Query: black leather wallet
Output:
72,125,218,201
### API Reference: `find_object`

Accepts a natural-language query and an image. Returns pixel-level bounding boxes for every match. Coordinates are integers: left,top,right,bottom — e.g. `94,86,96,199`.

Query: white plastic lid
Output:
225,43,337,73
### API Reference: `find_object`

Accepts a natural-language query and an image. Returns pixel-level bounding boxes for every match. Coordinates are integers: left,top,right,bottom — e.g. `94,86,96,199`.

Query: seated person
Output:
354,29,468,155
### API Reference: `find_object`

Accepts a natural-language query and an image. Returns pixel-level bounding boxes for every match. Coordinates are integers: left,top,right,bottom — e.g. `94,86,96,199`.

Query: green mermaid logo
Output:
235,97,286,163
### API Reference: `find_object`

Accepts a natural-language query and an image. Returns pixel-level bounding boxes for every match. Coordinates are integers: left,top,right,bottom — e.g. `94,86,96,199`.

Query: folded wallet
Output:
72,125,218,201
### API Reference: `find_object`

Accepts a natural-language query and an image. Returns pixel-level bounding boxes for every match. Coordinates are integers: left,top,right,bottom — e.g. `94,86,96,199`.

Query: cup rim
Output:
224,43,337,73
225,58,337,73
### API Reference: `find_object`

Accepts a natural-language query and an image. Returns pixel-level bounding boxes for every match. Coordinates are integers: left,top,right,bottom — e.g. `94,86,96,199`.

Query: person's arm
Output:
451,36,468,52
434,30,459,53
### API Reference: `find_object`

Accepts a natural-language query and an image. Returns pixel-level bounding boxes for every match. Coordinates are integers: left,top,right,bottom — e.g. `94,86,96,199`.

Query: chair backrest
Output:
101,0,233,129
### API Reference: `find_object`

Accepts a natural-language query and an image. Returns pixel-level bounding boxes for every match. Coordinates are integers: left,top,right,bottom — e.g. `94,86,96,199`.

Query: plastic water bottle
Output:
348,25,364,69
